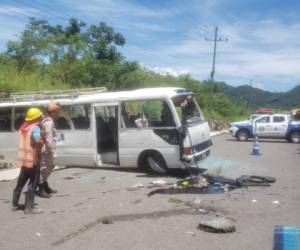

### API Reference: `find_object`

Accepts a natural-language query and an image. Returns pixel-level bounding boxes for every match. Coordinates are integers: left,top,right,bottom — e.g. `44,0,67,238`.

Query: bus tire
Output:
236,129,249,141
289,131,300,143
139,151,168,175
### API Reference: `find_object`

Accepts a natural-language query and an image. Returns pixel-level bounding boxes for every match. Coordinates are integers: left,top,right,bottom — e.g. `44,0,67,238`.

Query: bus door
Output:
93,103,119,165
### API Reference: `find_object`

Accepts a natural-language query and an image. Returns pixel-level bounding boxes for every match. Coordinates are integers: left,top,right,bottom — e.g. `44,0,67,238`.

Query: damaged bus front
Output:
172,93,212,171
117,88,212,174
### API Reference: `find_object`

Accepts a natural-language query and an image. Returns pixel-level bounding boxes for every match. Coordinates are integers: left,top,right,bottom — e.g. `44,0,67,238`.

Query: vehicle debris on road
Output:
147,174,276,196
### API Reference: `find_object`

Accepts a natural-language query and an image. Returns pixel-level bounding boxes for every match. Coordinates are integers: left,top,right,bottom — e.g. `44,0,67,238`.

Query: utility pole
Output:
205,27,228,114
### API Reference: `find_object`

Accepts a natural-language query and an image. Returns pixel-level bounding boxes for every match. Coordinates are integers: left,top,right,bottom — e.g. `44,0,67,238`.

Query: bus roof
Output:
0,87,192,107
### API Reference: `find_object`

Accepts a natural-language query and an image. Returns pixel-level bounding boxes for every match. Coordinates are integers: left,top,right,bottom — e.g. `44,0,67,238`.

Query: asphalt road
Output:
0,134,299,250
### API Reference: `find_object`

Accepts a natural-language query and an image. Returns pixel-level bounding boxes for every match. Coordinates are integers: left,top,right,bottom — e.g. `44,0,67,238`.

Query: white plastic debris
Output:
252,199,257,203
185,231,196,236
53,165,67,171
272,200,280,204
198,208,207,214
131,183,145,188
35,232,41,237
193,198,202,205
150,179,167,187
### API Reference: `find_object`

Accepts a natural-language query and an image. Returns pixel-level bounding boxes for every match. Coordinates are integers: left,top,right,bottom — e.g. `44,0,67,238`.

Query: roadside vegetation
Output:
0,18,251,123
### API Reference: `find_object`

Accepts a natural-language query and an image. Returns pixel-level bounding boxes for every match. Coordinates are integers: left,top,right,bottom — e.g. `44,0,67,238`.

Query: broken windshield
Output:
172,95,204,124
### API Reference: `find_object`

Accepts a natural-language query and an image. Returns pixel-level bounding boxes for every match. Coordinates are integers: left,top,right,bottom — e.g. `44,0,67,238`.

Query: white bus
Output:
0,87,212,174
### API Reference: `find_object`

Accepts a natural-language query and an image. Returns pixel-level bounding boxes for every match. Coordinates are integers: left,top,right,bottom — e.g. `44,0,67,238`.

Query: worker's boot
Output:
12,190,21,211
35,183,51,198
44,181,57,194
24,191,43,215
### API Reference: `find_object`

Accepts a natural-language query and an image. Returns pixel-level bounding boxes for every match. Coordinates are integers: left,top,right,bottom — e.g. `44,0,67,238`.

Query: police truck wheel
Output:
289,131,300,143
145,153,168,175
236,130,249,141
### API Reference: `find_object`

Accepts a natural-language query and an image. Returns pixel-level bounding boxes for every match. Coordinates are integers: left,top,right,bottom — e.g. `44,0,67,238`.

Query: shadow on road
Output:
59,166,193,178
226,139,289,144
64,166,142,173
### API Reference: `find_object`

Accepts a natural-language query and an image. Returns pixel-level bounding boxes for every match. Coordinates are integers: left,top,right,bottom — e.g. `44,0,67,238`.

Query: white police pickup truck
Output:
229,114,300,143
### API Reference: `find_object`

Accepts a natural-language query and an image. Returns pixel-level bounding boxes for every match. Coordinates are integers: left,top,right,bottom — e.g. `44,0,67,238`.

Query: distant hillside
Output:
218,82,300,109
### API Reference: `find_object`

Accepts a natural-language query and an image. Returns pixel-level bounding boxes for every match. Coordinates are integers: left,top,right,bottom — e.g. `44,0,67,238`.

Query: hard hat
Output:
47,102,60,112
181,181,189,188
25,108,43,122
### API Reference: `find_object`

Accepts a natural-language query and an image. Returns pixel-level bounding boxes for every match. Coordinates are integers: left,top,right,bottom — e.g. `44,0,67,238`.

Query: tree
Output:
86,22,125,62
6,18,126,71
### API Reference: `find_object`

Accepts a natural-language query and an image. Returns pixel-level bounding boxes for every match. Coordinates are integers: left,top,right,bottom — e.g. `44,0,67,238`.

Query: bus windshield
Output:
172,95,204,124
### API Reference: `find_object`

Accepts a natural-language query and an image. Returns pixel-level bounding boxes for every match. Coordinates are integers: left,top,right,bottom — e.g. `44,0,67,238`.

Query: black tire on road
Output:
236,129,249,141
289,131,300,143
145,152,168,175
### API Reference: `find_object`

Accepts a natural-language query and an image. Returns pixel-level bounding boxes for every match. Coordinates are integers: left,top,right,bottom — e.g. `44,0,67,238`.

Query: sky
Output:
0,0,300,92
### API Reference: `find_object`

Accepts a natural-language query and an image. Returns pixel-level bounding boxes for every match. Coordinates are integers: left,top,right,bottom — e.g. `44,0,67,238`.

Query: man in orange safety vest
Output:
12,107,44,214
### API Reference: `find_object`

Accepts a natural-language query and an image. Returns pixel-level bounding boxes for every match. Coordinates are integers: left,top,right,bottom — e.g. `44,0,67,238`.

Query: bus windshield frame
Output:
172,94,204,125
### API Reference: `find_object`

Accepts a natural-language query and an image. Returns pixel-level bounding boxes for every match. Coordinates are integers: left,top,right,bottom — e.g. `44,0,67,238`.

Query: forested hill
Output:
218,82,300,109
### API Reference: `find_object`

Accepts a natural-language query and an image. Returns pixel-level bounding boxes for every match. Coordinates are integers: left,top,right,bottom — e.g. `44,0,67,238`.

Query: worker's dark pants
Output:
14,165,40,194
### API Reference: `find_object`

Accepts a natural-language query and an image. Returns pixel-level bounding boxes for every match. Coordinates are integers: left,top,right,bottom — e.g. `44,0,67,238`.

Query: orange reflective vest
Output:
17,123,39,168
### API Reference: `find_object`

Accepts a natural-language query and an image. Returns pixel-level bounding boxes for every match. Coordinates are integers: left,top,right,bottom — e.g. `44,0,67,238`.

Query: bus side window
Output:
122,101,144,128
56,106,71,130
0,108,12,132
143,100,175,127
122,100,175,128
70,104,90,129
14,107,27,131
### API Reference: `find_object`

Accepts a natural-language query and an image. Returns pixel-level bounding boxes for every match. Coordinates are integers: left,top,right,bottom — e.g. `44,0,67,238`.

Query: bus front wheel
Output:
140,152,168,175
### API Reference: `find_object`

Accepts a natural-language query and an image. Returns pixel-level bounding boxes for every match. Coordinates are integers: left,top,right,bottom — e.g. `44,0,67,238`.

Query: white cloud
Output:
70,0,172,18
253,82,265,90
148,66,189,77
127,16,300,90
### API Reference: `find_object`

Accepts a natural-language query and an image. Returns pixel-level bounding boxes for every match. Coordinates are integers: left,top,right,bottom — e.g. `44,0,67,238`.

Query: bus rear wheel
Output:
142,152,168,175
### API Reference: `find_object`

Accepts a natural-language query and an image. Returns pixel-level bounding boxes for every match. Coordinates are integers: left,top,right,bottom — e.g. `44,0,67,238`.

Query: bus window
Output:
0,107,12,132
70,104,90,129
14,107,26,130
122,100,175,128
56,106,71,130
